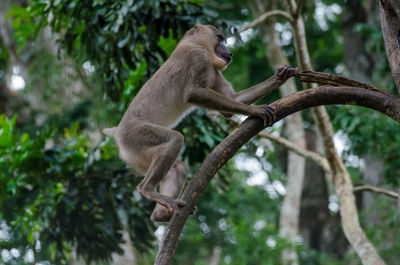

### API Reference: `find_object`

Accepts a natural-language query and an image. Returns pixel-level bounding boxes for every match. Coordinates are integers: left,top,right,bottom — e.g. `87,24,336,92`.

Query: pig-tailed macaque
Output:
103,24,298,222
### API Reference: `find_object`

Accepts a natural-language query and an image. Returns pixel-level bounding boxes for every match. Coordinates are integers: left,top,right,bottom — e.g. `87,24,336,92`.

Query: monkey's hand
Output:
275,65,299,83
251,105,276,127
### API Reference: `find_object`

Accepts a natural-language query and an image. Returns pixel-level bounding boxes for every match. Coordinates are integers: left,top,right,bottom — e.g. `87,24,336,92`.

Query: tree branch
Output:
237,10,293,34
257,131,330,173
379,0,400,93
295,0,305,18
154,81,400,265
353,185,398,199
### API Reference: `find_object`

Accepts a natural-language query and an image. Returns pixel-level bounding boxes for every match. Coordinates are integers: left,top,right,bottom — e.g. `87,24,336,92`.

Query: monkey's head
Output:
184,24,232,71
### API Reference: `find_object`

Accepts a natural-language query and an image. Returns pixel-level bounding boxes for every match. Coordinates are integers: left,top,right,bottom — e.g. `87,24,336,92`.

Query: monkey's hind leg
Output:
150,160,187,222
123,124,186,219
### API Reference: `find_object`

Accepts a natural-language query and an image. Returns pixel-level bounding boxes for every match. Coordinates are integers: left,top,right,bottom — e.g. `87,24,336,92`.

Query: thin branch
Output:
353,185,398,199
295,0,305,17
237,10,293,34
229,117,329,172
257,131,331,173
295,70,386,92
155,82,400,265
282,0,297,15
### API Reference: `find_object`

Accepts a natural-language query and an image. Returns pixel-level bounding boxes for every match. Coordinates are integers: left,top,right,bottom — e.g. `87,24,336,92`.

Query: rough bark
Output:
154,78,400,265
380,0,400,93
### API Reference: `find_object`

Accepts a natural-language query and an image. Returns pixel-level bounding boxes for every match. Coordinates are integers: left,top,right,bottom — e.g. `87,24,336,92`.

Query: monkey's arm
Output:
234,75,282,104
184,87,275,125
216,65,298,105
184,87,254,115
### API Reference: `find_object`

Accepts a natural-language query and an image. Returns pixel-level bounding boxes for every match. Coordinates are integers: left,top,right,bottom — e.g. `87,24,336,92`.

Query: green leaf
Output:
20,133,29,145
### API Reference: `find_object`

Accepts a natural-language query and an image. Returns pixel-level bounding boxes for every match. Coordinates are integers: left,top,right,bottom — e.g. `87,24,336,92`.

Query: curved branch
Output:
353,185,398,199
237,10,293,34
258,131,330,173
155,85,400,265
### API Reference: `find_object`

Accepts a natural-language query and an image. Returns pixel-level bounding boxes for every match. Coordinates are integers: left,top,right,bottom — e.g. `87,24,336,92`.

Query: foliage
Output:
0,115,155,264
2,0,399,264
355,22,397,93
7,0,207,101
331,106,400,185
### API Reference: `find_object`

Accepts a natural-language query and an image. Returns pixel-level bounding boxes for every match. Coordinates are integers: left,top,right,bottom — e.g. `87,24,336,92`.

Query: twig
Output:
229,117,330,172
353,185,398,199
257,131,330,173
237,10,293,34
295,71,384,92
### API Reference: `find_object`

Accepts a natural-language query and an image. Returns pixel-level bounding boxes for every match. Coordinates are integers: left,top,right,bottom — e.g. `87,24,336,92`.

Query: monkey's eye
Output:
216,34,224,42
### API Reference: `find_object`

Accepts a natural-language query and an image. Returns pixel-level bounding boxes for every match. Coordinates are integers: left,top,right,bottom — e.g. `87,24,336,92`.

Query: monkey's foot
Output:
151,203,197,222
150,198,186,222
150,207,173,222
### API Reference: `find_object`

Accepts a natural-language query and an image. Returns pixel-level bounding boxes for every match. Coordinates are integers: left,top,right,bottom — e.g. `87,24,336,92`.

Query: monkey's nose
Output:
229,52,233,57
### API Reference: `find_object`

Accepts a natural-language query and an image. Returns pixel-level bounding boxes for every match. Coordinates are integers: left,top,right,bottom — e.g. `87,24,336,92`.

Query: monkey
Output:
103,24,298,222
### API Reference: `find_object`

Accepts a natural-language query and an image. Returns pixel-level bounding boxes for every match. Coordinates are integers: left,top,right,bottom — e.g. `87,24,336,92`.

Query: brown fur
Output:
103,24,298,222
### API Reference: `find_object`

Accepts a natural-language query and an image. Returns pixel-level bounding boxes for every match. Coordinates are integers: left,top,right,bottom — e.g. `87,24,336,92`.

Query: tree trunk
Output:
379,0,400,93
288,3,386,263
248,1,306,263
360,156,384,225
300,129,333,251
111,229,137,265
207,246,221,265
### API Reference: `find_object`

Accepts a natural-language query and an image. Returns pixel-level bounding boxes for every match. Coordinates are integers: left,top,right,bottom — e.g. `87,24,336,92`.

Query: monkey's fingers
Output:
276,65,289,80
277,65,298,80
262,105,276,127
268,107,277,126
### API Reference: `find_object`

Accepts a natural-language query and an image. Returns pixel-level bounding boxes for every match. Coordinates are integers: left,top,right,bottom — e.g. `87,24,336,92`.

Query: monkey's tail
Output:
103,127,117,137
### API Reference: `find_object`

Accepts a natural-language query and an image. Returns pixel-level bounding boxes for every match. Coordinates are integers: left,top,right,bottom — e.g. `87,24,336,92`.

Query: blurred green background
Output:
0,0,399,264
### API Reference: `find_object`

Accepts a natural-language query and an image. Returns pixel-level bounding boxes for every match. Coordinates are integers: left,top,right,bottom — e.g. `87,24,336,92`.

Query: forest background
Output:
0,0,399,264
